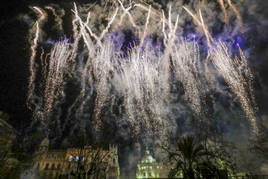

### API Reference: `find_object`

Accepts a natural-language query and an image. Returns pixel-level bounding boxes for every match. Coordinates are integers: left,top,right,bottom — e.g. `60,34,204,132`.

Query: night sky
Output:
0,0,268,176
0,0,32,129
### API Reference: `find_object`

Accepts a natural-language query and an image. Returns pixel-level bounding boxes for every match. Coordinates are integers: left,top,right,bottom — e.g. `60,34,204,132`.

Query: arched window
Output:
51,163,55,170
44,163,49,170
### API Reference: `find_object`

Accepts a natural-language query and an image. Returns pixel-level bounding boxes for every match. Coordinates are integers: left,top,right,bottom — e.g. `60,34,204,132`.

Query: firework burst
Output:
27,1,258,140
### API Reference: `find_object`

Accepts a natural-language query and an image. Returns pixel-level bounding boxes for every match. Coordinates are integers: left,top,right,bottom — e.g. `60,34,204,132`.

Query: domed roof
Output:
141,149,156,164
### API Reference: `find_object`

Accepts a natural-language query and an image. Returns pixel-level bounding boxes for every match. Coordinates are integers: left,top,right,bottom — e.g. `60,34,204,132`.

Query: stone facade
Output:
34,138,120,179
136,149,169,178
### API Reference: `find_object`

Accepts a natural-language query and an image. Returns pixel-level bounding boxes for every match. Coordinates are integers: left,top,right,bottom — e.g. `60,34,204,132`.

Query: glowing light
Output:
211,42,257,133
28,1,258,137
28,7,46,104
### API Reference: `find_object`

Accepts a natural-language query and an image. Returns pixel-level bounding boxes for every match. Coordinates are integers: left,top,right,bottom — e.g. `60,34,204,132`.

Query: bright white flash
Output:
28,2,257,137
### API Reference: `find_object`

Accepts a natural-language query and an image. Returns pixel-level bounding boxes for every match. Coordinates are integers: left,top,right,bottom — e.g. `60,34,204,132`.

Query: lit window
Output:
68,155,73,162
76,156,79,161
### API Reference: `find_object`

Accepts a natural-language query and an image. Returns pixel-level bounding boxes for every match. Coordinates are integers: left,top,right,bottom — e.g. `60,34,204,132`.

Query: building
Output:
136,149,170,178
0,117,16,160
34,138,120,179
0,115,20,178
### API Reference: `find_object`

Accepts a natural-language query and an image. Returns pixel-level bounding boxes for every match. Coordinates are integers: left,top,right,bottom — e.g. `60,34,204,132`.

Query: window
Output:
68,155,73,162
76,155,79,161
44,163,49,170
51,163,55,170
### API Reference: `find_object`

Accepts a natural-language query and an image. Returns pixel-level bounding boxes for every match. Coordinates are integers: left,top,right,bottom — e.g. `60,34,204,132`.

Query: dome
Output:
141,150,156,164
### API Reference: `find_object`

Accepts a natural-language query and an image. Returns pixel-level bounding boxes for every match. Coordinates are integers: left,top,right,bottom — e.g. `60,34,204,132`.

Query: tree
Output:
65,135,114,179
162,135,234,179
163,136,208,178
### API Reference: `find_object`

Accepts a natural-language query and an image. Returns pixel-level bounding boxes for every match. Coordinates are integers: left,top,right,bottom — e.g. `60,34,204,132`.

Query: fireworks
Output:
210,42,257,133
28,6,46,104
44,41,72,113
27,1,258,139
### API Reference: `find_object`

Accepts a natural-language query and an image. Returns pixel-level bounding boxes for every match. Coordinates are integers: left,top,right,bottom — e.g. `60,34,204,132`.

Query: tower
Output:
38,137,49,152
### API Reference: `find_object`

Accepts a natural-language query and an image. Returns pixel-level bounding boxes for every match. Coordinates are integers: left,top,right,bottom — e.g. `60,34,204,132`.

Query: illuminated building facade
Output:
136,149,170,178
34,138,120,179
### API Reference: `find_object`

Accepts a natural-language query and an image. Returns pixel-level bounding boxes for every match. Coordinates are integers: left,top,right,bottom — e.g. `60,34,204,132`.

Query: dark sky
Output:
0,0,31,129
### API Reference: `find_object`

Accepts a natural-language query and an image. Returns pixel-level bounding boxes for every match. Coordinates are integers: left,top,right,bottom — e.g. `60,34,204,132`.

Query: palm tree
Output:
164,136,210,179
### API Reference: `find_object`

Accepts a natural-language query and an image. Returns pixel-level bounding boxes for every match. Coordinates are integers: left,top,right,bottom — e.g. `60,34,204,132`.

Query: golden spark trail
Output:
99,8,119,40
211,42,258,133
199,9,213,49
73,6,94,95
218,0,229,25
139,5,151,48
45,6,64,32
183,7,214,45
117,0,138,28
44,41,71,113
40,48,45,68
226,0,245,31
28,7,46,103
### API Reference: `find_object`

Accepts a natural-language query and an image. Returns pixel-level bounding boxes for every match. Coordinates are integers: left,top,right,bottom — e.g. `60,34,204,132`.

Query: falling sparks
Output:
28,7,46,104
28,1,257,138
171,40,203,115
210,42,257,133
44,41,72,113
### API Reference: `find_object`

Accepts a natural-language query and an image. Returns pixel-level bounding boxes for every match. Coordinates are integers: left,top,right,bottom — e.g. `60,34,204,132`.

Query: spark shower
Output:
27,0,258,142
